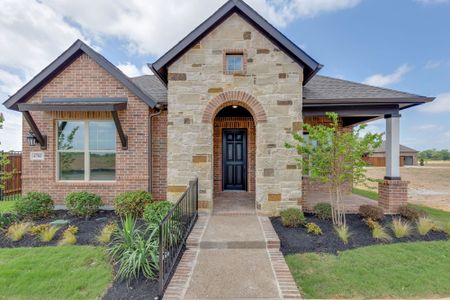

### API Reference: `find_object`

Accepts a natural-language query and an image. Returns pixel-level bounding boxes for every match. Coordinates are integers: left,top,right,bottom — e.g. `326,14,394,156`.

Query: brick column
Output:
378,179,408,214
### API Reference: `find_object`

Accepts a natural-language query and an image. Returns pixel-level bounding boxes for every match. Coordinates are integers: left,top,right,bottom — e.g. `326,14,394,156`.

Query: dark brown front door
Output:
222,129,247,191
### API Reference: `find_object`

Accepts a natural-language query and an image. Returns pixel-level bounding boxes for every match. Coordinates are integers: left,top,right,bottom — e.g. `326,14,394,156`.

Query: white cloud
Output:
117,63,152,77
415,0,450,4
358,119,385,137
424,60,450,69
0,108,22,151
445,131,450,138
363,64,412,87
420,92,450,113
415,124,443,131
0,70,26,96
41,0,361,56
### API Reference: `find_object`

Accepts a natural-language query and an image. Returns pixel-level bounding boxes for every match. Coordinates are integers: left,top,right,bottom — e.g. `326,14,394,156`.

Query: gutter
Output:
148,104,164,193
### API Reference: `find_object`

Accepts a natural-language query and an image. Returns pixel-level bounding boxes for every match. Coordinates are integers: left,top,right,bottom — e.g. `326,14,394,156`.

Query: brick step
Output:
199,240,267,249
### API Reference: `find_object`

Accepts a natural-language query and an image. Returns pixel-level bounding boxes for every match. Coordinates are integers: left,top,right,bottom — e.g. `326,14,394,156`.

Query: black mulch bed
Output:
271,213,449,255
0,210,161,300
0,210,119,248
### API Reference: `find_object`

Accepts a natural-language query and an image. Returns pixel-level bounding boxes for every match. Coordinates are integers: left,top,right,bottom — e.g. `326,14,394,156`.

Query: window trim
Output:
223,49,247,75
56,119,117,183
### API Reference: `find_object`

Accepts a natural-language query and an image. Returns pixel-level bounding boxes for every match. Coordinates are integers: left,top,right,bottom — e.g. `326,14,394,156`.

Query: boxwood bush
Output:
114,191,153,218
359,204,384,221
313,203,332,220
15,192,53,219
65,192,102,218
280,208,305,227
0,213,18,229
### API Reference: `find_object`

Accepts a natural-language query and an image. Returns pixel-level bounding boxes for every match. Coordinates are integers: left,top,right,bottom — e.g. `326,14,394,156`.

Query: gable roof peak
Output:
3,39,157,110
150,0,322,86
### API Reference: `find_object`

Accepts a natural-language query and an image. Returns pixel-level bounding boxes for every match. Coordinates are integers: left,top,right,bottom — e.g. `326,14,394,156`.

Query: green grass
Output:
0,246,112,300
352,188,450,225
286,241,450,299
0,201,16,213
352,188,378,201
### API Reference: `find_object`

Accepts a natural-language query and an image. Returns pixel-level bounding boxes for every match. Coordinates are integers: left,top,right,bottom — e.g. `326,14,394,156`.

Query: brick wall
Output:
22,53,151,205
378,179,408,214
213,117,256,193
151,110,168,200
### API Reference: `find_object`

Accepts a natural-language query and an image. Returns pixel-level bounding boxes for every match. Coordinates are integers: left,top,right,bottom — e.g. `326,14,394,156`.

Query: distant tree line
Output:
418,149,450,161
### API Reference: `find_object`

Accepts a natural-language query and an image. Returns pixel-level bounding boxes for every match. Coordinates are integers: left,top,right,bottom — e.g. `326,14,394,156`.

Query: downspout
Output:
149,104,163,194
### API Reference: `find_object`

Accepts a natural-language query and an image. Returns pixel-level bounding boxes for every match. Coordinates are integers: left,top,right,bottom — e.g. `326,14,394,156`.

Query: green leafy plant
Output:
144,201,173,226
313,203,332,220
0,213,18,229
286,112,383,226
108,215,159,280
39,226,59,242
7,222,32,241
29,224,51,236
58,226,78,246
391,218,411,238
15,192,54,219
65,192,102,218
114,191,153,218
359,205,384,221
416,218,434,236
97,223,117,244
335,225,351,244
371,223,392,242
399,205,423,221
305,222,322,235
444,222,450,235
280,208,305,227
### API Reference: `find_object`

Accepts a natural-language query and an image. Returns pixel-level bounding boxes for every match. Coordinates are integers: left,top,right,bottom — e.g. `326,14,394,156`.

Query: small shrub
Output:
391,218,411,238
372,224,392,242
143,201,174,227
39,226,59,242
29,224,51,236
108,215,159,280
335,225,351,244
15,192,54,219
359,205,384,221
444,222,450,235
0,213,18,229
280,208,305,227
114,191,153,218
313,203,332,220
97,223,117,244
399,205,422,221
364,218,378,230
7,222,32,241
59,227,77,246
66,225,79,235
416,218,434,236
65,192,102,218
305,222,322,235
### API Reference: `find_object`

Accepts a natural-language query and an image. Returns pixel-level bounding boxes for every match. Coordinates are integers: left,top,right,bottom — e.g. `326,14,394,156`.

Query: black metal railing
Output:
158,178,198,297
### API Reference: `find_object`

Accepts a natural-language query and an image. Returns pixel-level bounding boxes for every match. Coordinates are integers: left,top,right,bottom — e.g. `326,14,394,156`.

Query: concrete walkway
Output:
163,214,302,300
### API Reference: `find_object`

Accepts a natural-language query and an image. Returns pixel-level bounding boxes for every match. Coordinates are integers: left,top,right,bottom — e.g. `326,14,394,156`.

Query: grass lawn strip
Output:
286,241,450,299
0,201,16,213
0,246,112,300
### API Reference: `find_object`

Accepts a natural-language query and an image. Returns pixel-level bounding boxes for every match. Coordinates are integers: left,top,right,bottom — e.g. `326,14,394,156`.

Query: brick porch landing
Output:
213,191,255,215
302,192,374,213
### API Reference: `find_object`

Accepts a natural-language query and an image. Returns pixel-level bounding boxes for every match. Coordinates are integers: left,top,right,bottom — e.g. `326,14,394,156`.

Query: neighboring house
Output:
2,0,434,215
366,142,418,166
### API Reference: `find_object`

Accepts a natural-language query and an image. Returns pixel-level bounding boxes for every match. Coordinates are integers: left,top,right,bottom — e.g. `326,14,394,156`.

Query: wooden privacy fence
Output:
0,151,22,201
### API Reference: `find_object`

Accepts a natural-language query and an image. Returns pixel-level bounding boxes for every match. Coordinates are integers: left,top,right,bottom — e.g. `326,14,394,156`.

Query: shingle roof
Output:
373,142,418,154
304,75,427,100
130,75,167,104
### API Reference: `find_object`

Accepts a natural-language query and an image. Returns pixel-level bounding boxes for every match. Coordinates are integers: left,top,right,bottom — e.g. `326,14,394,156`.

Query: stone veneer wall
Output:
166,13,303,215
21,53,152,205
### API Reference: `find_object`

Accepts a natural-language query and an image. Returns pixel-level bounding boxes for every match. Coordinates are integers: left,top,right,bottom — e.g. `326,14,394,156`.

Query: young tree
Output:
0,113,11,191
286,112,383,227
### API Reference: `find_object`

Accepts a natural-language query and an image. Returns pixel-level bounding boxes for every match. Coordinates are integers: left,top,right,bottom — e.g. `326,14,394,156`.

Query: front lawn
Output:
0,200,16,213
286,241,450,299
0,246,112,300
352,187,378,201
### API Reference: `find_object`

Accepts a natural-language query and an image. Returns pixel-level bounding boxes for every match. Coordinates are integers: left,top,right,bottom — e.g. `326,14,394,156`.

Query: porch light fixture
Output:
26,132,38,147
232,105,238,109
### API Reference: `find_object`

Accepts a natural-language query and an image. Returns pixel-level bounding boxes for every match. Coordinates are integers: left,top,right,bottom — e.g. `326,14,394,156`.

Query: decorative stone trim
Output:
202,90,267,124
259,217,302,299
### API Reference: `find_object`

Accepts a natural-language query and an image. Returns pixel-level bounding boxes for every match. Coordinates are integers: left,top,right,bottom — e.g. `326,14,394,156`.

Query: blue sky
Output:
1,0,450,151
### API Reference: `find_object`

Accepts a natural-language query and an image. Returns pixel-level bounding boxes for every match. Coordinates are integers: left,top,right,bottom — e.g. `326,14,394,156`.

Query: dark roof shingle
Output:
373,142,418,154
130,75,167,104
